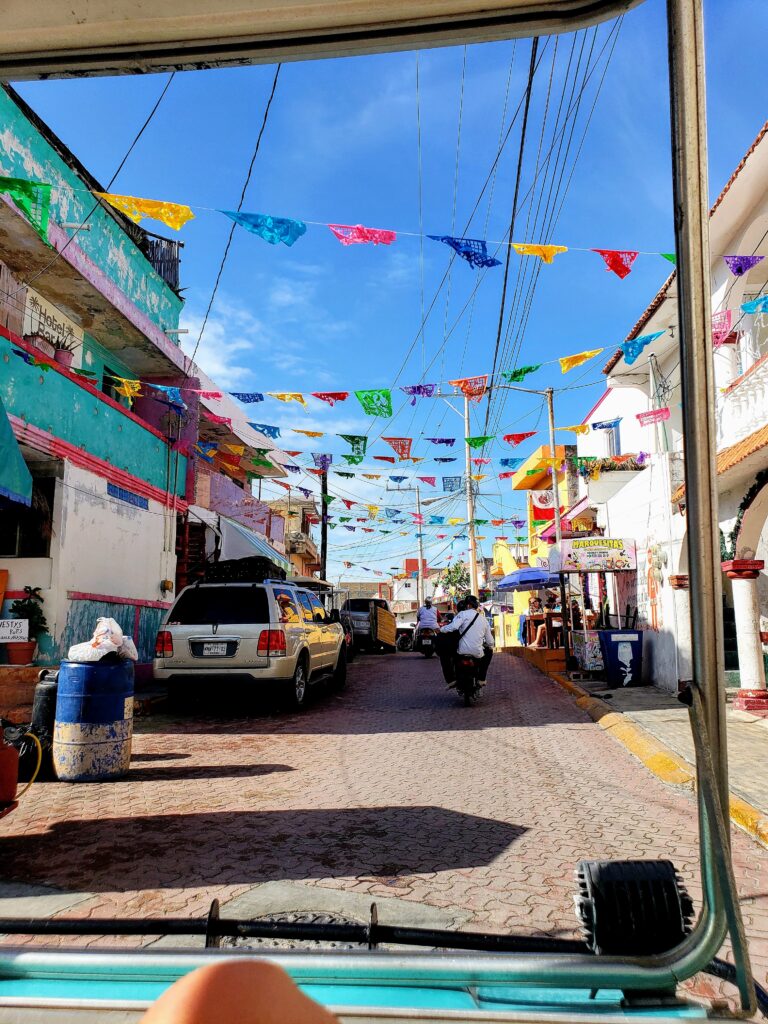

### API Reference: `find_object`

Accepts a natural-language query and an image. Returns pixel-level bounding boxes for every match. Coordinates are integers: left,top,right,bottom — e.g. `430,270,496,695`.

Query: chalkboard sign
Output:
0,619,29,643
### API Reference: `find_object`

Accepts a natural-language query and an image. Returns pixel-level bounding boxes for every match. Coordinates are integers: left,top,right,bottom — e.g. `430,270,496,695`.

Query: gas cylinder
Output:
0,738,19,805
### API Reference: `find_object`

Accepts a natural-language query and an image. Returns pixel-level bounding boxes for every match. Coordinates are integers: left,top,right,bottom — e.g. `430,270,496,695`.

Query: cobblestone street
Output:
1,652,767,1000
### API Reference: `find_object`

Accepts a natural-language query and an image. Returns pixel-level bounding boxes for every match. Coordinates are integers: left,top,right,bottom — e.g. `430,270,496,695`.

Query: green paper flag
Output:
526,469,540,475
329,523,337,529
532,519,548,527
465,435,494,449
660,253,677,265
355,388,393,417
473,519,489,525
501,364,542,383
0,176,52,243
338,433,368,456
322,494,336,505
339,516,351,522
251,458,274,468
335,470,355,478
342,454,364,466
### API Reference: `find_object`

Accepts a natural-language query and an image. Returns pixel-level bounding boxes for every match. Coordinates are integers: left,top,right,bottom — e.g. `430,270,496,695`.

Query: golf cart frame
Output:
0,0,753,1016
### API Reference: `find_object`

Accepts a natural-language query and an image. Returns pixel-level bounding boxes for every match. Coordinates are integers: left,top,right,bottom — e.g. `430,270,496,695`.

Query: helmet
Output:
424,598,432,607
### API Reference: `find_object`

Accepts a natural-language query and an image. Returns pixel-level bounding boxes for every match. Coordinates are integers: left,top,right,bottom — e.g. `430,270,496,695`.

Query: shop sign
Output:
0,619,28,643
24,289,83,351
554,537,636,572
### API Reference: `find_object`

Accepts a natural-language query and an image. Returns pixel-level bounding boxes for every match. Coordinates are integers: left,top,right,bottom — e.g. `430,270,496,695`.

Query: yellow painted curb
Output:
547,672,768,848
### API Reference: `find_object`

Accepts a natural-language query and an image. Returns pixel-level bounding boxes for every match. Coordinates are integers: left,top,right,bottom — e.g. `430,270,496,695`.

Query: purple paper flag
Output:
401,383,436,406
298,487,313,498
724,255,765,277
312,453,333,470
426,437,456,447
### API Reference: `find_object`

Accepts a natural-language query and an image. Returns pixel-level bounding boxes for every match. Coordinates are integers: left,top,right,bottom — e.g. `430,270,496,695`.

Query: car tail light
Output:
155,630,173,658
257,629,287,657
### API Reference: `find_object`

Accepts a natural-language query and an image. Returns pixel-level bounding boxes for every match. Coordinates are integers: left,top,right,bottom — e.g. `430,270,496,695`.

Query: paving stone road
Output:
1,652,766,1006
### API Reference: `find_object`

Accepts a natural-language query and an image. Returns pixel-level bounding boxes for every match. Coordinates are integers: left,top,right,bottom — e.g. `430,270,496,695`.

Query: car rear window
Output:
345,599,377,611
168,586,268,625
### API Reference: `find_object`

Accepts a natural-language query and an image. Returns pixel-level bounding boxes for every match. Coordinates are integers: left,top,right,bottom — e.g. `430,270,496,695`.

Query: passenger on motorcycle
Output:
439,595,494,684
416,598,438,630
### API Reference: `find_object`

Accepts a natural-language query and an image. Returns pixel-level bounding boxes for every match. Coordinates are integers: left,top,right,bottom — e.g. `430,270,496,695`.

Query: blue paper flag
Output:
442,476,463,492
499,458,523,469
230,391,264,403
592,417,622,430
741,295,768,315
389,475,407,483
619,330,664,366
428,235,501,269
434,457,457,463
220,211,307,247
248,422,281,439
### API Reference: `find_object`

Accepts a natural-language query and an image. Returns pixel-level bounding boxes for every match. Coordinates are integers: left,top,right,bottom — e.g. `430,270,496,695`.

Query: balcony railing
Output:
144,234,182,293
718,351,768,446
288,531,318,558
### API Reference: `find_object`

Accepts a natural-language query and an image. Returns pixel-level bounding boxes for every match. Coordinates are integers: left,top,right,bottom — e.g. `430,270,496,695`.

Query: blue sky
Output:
14,0,768,580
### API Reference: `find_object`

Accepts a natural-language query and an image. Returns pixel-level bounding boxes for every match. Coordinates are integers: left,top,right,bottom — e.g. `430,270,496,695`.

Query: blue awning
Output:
218,515,292,574
0,395,32,506
497,568,562,592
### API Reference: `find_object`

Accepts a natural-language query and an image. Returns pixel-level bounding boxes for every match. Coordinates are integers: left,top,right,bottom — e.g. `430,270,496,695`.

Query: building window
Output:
0,477,55,558
606,425,621,457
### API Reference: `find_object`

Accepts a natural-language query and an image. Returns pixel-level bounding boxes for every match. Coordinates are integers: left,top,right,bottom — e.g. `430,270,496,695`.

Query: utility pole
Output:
545,386,570,663
415,484,425,608
464,394,479,596
320,469,328,581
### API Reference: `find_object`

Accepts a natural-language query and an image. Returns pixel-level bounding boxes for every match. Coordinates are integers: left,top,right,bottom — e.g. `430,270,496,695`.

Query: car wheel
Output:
332,646,347,690
285,657,308,710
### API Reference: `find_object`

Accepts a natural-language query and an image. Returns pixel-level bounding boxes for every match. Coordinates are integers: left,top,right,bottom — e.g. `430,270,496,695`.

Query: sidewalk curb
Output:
548,671,768,849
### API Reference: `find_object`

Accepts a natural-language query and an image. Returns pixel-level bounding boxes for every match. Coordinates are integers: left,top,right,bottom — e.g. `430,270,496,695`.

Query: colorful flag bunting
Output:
312,453,333,470
592,249,639,279
442,477,463,492
401,383,436,405
465,435,493,449
503,431,536,446
620,330,664,366
113,377,142,399
342,499,356,509
285,465,301,473
311,391,349,406
559,349,603,373
293,429,323,437
374,456,396,463
498,471,515,479
711,310,733,348
204,412,231,427
559,424,590,435
428,235,501,269
342,454,364,465
471,457,491,465
367,505,380,518
223,444,245,456
741,295,768,315
322,494,335,505
382,436,412,460
0,176,52,240
193,441,218,462
427,437,455,446
248,422,280,438
449,375,488,402
390,475,407,483
230,392,264,403
355,388,393,417
338,434,368,457
637,407,671,426
94,192,195,231
471,474,487,481
221,211,307,246
269,392,306,406
511,242,568,264
724,255,765,277
298,487,313,498
499,458,523,469
434,457,457,463
429,516,445,525
501,364,541,383
661,253,677,265
362,473,381,480
448,517,464,526
329,224,396,246
196,390,224,400
148,384,186,411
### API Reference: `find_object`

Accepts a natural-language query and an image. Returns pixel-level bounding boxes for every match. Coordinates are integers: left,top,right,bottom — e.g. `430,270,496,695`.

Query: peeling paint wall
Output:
0,89,182,334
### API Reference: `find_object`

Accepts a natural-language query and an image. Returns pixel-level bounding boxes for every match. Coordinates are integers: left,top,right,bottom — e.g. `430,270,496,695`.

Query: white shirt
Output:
441,608,494,658
417,605,438,629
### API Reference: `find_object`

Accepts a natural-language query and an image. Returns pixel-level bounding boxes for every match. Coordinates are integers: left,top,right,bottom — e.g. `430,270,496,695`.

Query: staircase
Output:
175,517,207,591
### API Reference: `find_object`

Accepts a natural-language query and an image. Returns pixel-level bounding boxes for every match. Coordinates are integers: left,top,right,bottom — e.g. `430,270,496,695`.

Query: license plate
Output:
422,639,432,647
202,642,228,656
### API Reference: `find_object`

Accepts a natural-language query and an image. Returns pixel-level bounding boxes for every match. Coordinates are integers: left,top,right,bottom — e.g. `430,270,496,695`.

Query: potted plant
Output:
7,587,48,665
52,337,77,369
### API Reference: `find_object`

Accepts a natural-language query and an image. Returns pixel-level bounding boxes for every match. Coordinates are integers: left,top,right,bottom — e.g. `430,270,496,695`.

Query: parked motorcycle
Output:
415,627,437,658
396,627,414,652
454,654,482,705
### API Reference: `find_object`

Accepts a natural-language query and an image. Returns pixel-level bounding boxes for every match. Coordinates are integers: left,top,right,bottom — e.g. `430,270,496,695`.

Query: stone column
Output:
669,575,692,691
722,559,768,712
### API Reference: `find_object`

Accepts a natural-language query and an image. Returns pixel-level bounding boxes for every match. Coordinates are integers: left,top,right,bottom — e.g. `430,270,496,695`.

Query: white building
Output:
574,121,768,700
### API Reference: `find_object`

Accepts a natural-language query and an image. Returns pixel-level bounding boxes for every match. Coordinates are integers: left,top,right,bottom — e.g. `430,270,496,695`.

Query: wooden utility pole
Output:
464,394,479,596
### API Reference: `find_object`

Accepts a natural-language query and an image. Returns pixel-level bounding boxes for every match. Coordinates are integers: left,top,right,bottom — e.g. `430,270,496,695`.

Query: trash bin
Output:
598,629,644,688
53,659,134,781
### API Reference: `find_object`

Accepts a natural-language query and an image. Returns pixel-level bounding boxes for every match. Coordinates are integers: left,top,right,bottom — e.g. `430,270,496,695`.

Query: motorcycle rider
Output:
416,597,438,630
439,594,494,685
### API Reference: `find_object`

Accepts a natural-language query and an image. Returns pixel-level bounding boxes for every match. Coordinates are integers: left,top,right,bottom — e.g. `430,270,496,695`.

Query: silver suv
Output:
153,580,346,708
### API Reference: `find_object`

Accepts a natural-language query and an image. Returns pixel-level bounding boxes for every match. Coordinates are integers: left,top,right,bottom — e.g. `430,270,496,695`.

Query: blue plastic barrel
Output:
53,660,134,781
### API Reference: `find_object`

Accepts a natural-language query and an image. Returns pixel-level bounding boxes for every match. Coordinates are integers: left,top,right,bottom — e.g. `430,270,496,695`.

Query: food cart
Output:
550,539,642,685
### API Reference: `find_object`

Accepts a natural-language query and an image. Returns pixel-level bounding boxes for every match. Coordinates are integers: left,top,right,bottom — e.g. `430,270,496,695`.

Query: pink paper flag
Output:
712,310,733,348
329,224,396,246
417,476,436,487
636,408,671,426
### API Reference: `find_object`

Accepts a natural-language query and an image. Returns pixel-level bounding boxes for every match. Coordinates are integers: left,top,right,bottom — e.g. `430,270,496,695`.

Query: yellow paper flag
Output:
269,392,306,407
94,192,195,231
362,474,381,480
448,517,464,526
512,242,568,264
559,424,590,435
223,443,245,455
293,429,323,437
113,377,142,399
559,348,604,373
471,474,487,481
367,505,380,518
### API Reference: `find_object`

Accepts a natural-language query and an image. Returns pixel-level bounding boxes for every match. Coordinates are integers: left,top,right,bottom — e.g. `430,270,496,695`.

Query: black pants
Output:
440,648,494,683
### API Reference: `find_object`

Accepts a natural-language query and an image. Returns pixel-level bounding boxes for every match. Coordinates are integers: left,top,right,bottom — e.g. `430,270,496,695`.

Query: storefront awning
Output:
219,516,292,574
0,395,32,505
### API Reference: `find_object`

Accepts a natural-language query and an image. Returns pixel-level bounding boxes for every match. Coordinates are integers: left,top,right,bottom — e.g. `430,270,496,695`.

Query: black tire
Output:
285,656,308,710
332,646,347,690
463,688,473,707
423,649,434,659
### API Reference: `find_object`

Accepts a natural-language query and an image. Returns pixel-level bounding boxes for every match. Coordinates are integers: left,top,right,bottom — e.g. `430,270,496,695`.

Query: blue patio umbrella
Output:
496,568,562,591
